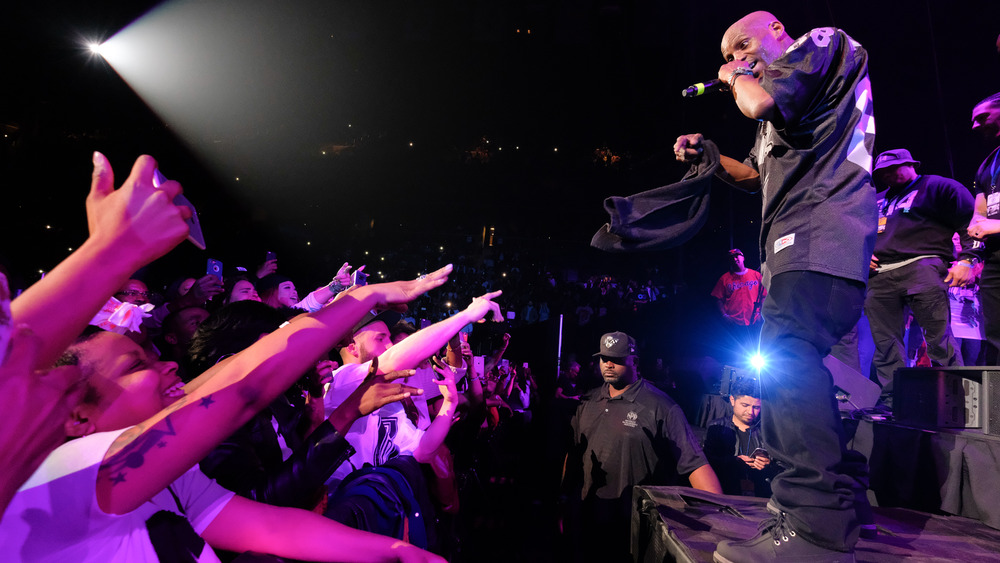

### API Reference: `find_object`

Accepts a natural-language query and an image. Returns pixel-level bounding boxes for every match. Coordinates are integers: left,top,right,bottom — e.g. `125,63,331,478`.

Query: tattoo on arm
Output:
99,393,216,486
101,416,179,486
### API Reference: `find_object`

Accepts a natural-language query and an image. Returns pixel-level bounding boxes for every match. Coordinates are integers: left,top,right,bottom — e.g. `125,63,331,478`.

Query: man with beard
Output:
968,92,1000,363
565,331,720,562
703,377,777,497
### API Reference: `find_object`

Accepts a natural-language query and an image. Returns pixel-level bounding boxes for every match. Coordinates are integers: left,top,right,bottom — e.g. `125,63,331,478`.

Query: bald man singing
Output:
675,11,876,562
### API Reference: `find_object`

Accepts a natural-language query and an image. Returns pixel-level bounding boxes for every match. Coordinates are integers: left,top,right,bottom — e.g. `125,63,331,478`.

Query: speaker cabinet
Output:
823,355,881,410
895,367,1000,429
983,370,1000,436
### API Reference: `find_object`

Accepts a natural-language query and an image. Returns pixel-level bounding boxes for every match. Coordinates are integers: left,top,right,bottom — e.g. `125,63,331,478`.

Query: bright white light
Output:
750,354,766,371
86,37,128,66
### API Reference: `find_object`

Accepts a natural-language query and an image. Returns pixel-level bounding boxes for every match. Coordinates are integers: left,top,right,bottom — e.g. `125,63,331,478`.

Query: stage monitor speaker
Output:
983,370,1000,437
822,355,881,411
894,367,1000,429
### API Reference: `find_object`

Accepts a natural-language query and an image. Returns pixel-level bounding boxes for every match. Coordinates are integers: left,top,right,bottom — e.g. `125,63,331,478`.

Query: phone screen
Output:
207,258,224,281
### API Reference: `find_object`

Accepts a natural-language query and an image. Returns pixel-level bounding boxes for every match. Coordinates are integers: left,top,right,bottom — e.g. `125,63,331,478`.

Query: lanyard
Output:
989,149,1000,189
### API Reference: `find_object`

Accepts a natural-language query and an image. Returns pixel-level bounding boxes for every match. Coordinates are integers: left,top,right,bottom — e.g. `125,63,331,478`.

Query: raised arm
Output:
202,494,445,562
97,267,452,515
11,153,190,368
484,332,510,373
719,61,777,122
376,291,503,374
412,362,460,462
0,323,84,516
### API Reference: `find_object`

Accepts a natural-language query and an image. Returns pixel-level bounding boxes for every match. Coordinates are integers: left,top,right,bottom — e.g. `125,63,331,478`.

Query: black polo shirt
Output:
571,378,708,501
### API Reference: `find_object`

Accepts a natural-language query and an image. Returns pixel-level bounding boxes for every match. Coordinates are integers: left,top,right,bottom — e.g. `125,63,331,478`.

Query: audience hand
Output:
367,265,452,310
388,542,448,563
313,359,338,389
86,152,191,270
256,259,278,279
465,291,504,323
334,262,360,288
175,275,226,308
430,359,460,406
328,358,422,433
0,324,84,514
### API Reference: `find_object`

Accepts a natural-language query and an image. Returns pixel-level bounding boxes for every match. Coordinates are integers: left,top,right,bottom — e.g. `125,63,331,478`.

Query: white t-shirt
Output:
0,428,234,562
323,362,426,483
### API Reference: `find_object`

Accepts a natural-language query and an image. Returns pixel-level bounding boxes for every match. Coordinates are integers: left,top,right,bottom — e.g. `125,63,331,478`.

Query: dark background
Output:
2,0,998,345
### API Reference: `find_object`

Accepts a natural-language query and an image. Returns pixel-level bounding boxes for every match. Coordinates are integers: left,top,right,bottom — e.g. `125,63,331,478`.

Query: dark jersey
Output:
873,174,977,264
571,378,707,502
747,27,877,284
973,146,1000,252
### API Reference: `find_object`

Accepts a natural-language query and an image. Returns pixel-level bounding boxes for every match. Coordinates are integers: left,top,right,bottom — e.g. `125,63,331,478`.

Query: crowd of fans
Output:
0,152,699,563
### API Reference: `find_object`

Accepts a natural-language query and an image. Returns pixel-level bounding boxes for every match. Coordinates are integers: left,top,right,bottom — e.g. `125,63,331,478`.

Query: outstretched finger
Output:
373,391,415,410
90,151,115,201
489,302,504,322
423,264,453,282
380,369,416,382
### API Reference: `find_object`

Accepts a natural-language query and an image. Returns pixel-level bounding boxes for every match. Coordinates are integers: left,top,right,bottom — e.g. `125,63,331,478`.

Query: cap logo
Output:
604,335,619,349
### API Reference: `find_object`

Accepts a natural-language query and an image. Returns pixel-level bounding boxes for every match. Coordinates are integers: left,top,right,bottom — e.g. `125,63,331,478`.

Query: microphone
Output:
681,79,726,98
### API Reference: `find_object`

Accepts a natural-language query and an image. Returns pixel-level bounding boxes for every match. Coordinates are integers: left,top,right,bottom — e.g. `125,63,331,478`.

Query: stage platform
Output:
848,419,1000,531
632,487,1000,562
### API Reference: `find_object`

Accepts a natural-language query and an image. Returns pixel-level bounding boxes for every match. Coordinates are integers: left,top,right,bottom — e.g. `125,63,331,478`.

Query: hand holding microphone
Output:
681,61,756,98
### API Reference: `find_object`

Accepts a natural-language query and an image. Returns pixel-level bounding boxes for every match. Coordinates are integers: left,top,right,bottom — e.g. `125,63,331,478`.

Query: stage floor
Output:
632,487,1000,562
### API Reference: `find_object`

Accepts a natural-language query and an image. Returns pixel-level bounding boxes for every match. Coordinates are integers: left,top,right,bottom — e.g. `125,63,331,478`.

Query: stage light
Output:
750,353,766,371
87,42,104,56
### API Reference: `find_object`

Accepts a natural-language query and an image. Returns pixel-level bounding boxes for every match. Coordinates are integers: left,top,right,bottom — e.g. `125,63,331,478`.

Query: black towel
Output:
591,140,720,252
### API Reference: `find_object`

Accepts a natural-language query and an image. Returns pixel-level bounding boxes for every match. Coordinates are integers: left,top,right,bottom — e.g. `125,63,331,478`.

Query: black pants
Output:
980,248,1000,364
759,271,866,552
865,257,962,395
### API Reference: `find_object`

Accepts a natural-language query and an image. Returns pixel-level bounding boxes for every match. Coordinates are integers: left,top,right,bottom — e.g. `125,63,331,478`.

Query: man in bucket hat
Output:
866,148,979,405
563,331,720,561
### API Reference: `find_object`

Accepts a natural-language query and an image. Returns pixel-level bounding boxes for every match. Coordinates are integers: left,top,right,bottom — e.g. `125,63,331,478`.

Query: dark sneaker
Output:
713,510,855,563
